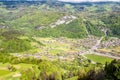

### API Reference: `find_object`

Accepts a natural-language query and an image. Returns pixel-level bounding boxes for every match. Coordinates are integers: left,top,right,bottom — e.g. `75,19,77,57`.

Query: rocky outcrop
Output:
34,26,45,30
50,15,77,28
0,25,8,29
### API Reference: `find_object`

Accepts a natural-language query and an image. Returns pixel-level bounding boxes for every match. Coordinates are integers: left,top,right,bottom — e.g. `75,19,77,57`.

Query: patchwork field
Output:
19,37,83,55
98,47,120,54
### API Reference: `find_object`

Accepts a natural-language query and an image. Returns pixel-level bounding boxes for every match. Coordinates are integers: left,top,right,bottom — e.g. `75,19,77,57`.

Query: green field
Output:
0,70,11,76
0,63,37,80
85,54,113,64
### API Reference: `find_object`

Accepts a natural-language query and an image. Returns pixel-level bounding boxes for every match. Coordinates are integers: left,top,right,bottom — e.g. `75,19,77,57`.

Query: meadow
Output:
85,54,113,64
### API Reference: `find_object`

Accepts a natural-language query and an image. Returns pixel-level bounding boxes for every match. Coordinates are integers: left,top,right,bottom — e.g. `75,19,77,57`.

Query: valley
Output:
0,1,120,80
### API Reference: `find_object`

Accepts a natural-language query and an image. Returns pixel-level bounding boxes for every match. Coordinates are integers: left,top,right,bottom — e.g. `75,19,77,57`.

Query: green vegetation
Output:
102,13,120,38
105,60,120,80
37,19,88,38
85,21,104,37
0,2,120,38
0,70,11,76
85,54,113,64
0,39,32,53
9,11,63,34
0,1,119,80
0,53,100,80
0,30,32,53
0,48,119,80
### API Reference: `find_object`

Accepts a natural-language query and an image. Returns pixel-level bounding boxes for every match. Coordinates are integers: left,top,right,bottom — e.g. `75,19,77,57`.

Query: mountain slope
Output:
36,19,88,38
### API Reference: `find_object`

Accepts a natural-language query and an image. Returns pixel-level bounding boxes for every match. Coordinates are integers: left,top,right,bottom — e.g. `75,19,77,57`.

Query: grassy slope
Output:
0,63,37,80
0,70,11,76
37,19,88,38
9,11,63,29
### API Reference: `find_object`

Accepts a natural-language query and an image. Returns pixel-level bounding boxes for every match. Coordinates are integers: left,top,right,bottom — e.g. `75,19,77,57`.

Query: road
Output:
79,34,120,60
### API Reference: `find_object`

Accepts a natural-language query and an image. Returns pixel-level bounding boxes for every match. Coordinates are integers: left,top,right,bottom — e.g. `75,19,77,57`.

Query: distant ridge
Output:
58,0,120,3
0,0,45,1
0,0,119,2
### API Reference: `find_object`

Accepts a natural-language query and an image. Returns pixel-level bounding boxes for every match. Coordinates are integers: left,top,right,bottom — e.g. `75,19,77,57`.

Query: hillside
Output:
0,1,120,80
0,1,120,38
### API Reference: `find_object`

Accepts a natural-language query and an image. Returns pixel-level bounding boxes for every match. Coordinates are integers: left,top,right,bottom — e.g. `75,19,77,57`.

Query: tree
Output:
105,59,120,80
20,68,37,80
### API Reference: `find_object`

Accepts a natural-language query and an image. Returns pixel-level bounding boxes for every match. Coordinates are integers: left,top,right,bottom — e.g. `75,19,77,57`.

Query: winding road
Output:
79,29,120,59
